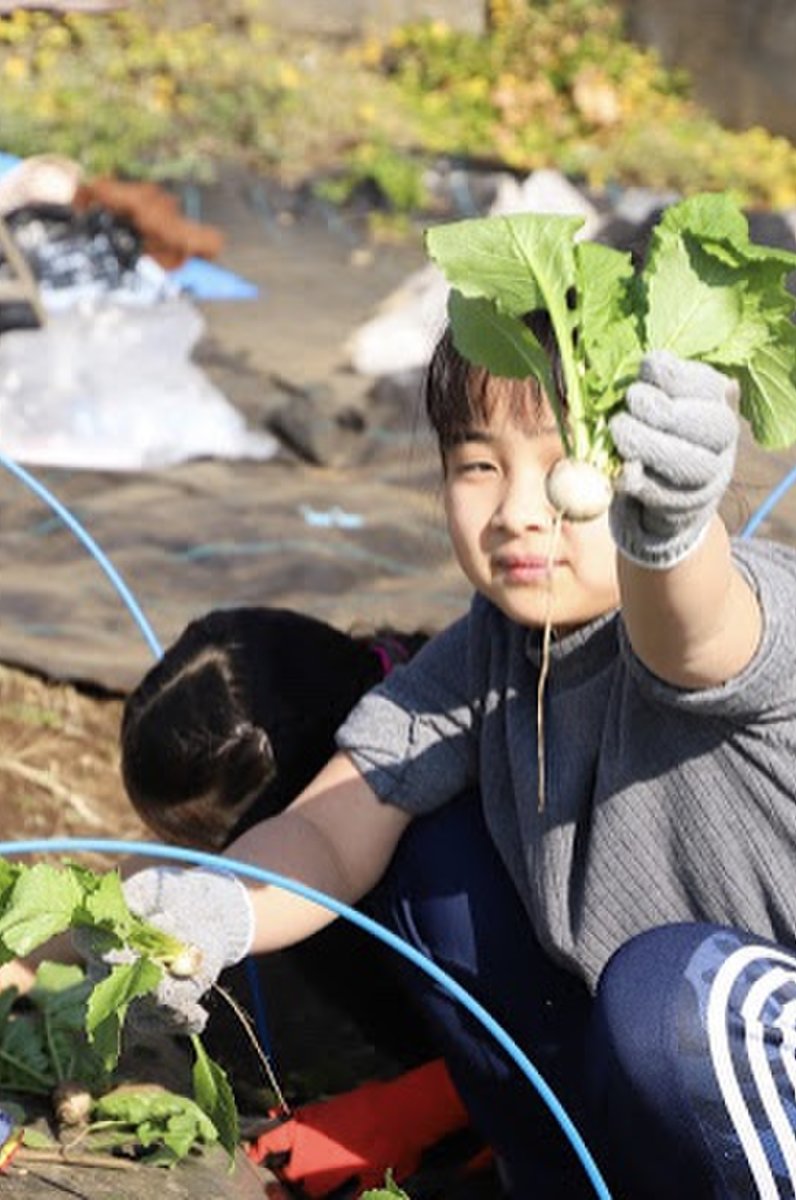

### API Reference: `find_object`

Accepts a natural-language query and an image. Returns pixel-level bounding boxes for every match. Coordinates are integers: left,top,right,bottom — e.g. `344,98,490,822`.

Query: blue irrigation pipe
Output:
0,451,164,661
740,461,796,539
0,835,615,1200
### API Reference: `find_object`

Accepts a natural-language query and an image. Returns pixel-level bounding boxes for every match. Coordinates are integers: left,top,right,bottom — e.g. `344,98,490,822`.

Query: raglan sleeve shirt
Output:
335,611,481,813
337,538,796,990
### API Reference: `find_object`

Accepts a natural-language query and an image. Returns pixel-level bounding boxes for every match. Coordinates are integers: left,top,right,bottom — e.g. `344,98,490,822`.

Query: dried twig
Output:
14,1146,139,1170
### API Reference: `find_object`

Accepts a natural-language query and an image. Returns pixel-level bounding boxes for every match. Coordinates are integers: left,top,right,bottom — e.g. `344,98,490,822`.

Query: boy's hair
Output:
424,310,566,461
121,607,423,850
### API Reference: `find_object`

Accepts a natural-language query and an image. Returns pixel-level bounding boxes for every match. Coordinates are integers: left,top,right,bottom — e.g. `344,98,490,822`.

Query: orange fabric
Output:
247,1058,470,1197
74,178,224,269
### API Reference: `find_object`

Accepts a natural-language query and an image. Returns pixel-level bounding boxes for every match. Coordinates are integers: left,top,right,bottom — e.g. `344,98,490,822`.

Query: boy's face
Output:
442,394,620,632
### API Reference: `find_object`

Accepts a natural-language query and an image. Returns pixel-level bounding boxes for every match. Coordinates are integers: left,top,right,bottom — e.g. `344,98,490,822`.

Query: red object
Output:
0,1128,22,1173
247,1058,471,1197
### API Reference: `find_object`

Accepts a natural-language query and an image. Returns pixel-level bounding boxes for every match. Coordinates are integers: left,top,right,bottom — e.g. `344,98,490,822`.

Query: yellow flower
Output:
4,56,29,82
277,63,300,89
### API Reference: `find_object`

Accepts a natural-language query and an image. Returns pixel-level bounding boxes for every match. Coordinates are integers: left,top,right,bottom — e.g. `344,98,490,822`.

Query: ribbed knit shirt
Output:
336,538,796,992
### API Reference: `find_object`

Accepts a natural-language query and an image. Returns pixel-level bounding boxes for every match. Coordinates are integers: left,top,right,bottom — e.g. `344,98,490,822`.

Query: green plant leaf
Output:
427,192,796,462
643,231,746,359
575,241,643,413
0,1010,54,1093
0,865,83,959
361,1168,411,1198
190,1034,239,1165
86,959,162,1072
77,869,134,938
428,212,588,455
446,291,556,383
734,330,796,449
28,962,107,1088
92,1086,219,1166
426,211,583,317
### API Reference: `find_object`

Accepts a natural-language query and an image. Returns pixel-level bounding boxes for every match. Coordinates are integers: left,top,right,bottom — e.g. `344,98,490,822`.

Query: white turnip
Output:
545,458,612,521
167,943,203,978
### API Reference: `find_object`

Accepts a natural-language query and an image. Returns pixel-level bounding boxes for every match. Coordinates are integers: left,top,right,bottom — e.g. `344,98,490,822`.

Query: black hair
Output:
423,308,566,464
121,607,426,850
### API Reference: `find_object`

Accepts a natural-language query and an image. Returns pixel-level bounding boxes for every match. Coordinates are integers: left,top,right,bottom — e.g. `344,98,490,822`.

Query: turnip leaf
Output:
426,191,796,464
191,1034,239,1164
643,234,746,359
86,958,162,1071
735,331,796,448
0,864,83,959
575,241,643,413
426,212,583,316
446,291,555,384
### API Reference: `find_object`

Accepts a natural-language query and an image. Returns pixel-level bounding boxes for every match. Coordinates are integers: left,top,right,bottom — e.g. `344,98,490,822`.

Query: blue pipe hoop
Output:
0,835,614,1200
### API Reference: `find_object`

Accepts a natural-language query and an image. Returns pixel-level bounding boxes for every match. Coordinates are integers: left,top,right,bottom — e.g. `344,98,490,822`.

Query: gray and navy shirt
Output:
337,538,796,991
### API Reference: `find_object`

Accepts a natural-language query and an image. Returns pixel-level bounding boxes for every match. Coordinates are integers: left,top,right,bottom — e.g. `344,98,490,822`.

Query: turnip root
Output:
166,943,203,978
545,458,612,521
52,1080,93,1128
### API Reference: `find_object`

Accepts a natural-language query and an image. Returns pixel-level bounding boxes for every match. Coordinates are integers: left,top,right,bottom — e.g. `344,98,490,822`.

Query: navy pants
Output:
368,792,796,1199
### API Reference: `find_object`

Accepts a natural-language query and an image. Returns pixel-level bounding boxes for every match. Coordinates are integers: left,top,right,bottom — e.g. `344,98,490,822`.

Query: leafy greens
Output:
426,193,796,470
0,864,240,1164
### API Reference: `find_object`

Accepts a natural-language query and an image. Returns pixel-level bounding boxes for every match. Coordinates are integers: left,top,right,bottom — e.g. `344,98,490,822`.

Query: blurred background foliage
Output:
2,0,796,216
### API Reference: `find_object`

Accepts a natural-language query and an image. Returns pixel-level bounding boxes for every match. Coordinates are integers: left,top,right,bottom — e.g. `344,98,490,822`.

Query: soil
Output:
0,662,135,859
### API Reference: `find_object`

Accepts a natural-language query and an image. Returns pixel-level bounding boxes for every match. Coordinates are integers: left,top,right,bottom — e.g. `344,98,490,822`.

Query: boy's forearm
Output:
618,516,762,690
225,752,411,955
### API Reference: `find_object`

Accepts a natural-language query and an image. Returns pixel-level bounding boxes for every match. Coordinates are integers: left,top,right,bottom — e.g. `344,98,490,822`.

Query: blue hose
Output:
0,451,163,660
0,835,614,1200
740,461,796,539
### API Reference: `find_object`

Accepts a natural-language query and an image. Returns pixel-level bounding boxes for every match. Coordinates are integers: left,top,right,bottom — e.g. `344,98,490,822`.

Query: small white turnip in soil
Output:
52,1080,93,1128
545,458,613,521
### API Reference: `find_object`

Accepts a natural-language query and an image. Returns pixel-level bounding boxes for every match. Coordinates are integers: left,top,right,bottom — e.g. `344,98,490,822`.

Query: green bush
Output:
2,0,796,212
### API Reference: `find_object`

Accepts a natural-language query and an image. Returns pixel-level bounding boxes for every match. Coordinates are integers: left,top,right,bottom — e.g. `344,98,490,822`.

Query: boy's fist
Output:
609,350,739,568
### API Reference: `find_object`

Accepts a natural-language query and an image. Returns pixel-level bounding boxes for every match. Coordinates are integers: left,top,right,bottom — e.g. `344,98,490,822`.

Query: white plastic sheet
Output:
0,298,279,471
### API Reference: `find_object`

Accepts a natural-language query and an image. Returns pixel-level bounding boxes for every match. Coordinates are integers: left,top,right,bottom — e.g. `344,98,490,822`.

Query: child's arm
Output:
609,351,762,690
93,753,411,1032
227,751,412,954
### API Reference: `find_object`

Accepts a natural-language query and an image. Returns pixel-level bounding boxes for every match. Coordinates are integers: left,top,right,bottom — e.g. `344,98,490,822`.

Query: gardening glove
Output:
78,867,255,1036
608,350,739,569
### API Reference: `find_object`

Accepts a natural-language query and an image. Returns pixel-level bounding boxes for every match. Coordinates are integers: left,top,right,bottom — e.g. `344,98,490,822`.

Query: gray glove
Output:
608,350,739,569
80,867,255,1036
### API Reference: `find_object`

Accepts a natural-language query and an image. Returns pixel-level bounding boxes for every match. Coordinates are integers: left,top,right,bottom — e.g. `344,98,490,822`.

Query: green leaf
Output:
575,241,643,413
426,211,583,317
735,329,796,448
427,211,587,455
86,958,162,1071
78,869,135,939
447,291,557,383
33,966,109,1088
22,1127,56,1149
0,865,83,958
361,1169,411,1198
92,1086,219,1166
643,228,746,359
0,1011,55,1092
190,1034,239,1165
426,191,796,460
